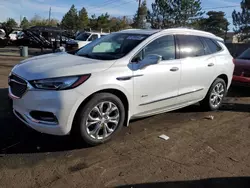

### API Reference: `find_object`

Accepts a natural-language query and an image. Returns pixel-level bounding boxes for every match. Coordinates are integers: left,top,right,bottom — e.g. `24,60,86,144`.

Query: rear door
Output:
175,34,216,104
201,37,228,82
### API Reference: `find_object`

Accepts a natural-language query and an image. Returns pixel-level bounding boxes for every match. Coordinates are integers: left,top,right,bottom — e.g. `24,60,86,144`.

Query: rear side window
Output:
176,35,205,58
202,37,222,54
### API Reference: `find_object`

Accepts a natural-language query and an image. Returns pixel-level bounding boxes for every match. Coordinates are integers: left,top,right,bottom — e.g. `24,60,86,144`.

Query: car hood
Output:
12,52,115,80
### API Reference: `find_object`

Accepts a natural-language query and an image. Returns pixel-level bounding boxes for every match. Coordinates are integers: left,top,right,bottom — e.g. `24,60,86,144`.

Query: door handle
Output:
170,67,179,72
208,63,214,67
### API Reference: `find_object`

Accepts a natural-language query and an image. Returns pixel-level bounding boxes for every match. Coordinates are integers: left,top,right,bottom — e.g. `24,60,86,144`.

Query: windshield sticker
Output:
127,36,145,40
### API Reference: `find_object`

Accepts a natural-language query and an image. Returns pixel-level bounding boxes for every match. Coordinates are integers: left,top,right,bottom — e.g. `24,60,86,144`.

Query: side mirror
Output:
139,54,162,69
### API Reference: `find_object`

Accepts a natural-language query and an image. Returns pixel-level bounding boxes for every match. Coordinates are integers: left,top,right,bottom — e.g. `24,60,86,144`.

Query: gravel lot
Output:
0,48,249,188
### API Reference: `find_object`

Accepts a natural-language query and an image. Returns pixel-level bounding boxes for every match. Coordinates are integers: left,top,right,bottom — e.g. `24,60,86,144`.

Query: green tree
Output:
109,16,131,31
97,13,110,31
89,14,97,30
172,0,203,26
148,0,204,29
149,0,175,28
30,14,46,26
48,18,60,27
20,17,30,29
29,14,59,27
61,4,78,31
2,18,18,34
232,0,250,42
78,7,89,30
201,11,229,39
133,0,148,28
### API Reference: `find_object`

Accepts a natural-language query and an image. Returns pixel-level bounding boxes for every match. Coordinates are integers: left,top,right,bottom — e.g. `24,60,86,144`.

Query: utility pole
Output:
138,0,141,7
20,15,22,27
49,7,51,23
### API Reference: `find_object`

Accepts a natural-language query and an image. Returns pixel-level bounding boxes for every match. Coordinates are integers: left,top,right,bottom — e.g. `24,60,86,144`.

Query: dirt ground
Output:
0,48,249,188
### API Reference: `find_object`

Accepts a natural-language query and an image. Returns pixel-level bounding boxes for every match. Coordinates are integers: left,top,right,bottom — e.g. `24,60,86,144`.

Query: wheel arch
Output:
72,88,130,133
217,74,228,87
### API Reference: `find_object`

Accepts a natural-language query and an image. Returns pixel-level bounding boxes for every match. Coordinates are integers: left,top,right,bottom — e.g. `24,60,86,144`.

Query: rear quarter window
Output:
201,37,222,54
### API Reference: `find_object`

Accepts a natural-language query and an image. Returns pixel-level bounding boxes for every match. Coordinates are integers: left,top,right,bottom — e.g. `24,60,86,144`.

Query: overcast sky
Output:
0,0,241,30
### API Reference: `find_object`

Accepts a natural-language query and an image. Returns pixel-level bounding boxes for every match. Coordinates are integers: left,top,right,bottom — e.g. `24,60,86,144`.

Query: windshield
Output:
75,33,148,60
76,32,90,41
238,48,250,60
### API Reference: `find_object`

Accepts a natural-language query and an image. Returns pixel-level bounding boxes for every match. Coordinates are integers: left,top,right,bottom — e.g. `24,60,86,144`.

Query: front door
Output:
132,35,181,117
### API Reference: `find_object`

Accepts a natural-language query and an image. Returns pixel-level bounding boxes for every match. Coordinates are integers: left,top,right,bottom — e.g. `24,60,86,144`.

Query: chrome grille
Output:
9,74,27,98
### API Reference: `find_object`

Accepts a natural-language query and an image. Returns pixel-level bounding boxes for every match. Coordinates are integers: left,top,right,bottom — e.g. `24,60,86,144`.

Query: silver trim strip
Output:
139,88,204,106
24,114,58,125
117,74,144,81
13,109,58,126
10,79,26,85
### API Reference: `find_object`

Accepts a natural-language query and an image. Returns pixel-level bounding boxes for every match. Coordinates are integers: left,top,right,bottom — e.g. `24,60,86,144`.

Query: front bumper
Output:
9,87,84,136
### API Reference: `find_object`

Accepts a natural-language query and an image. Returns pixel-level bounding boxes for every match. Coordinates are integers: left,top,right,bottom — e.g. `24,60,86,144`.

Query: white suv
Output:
65,31,108,51
9,28,234,145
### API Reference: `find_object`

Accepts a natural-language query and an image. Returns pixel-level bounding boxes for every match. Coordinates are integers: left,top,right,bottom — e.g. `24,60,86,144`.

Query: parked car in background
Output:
0,29,6,39
9,28,234,146
9,30,22,41
0,29,8,47
233,48,250,86
65,31,108,51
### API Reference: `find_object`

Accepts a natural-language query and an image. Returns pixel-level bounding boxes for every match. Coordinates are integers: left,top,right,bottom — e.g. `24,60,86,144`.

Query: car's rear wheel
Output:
73,93,125,146
200,78,227,111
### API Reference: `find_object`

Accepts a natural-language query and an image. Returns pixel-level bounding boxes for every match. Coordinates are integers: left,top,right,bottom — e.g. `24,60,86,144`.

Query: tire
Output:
200,78,227,111
73,93,125,146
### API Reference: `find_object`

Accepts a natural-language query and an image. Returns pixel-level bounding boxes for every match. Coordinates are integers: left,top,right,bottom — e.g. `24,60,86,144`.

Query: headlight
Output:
30,74,90,90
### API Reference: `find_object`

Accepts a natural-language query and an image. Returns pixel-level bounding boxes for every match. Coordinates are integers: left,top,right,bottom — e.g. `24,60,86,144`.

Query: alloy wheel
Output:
85,101,120,140
210,82,225,108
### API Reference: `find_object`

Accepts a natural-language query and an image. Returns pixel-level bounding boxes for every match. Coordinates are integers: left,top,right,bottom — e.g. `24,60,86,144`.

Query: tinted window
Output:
76,33,90,41
89,34,98,41
238,48,250,60
144,35,175,60
176,35,205,58
202,37,222,54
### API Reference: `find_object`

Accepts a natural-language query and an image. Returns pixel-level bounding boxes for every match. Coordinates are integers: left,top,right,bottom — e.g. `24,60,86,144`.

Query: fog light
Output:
30,111,58,124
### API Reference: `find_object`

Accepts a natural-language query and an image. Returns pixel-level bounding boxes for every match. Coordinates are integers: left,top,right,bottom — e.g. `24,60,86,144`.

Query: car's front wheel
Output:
200,78,227,111
73,93,125,146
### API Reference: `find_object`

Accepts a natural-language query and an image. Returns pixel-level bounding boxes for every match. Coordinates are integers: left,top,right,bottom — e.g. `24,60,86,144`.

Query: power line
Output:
87,0,135,13
86,0,124,12
138,0,142,7
203,5,239,10
48,7,51,22
123,4,241,18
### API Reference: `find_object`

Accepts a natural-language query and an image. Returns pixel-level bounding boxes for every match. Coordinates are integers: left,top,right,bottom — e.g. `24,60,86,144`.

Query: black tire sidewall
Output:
77,93,125,145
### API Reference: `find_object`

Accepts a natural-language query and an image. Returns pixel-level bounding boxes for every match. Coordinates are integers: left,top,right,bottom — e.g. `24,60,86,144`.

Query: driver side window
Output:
132,35,176,62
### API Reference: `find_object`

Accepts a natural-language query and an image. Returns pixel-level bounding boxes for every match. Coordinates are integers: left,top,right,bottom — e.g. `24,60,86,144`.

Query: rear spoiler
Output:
216,36,225,44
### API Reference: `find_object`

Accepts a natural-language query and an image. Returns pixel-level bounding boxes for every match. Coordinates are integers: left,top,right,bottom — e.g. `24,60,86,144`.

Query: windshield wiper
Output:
77,53,94,58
